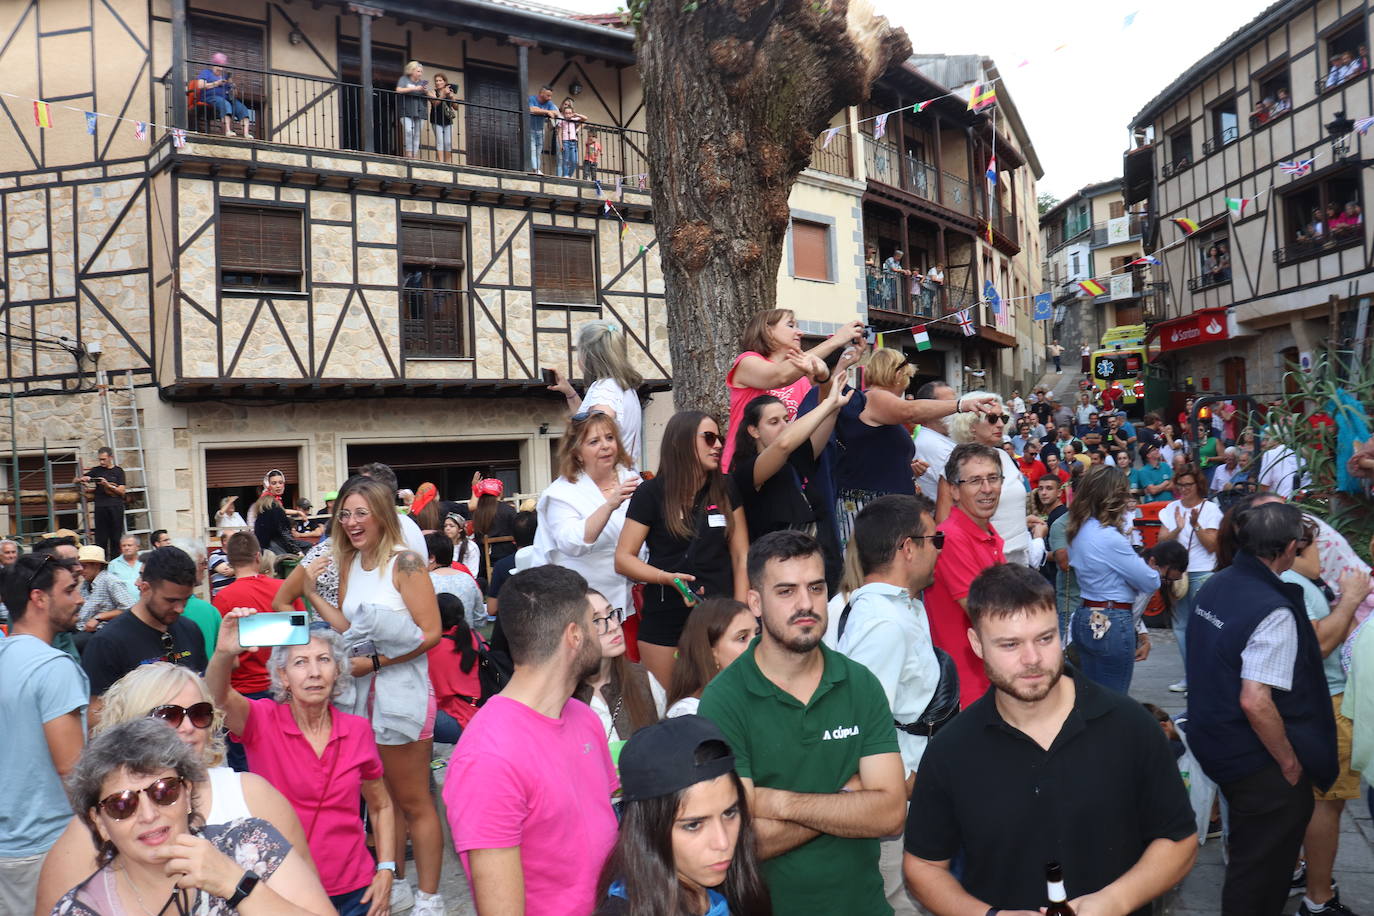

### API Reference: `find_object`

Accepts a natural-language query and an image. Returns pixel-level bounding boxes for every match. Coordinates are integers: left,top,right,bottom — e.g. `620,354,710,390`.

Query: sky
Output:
548,0,1278,200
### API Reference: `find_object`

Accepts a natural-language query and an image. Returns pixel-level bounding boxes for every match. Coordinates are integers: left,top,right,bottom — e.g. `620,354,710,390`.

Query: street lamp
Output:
1327,110,1356,159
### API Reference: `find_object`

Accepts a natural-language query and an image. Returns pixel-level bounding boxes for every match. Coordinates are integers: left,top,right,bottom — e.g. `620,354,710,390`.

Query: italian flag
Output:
1226,197,1251,219
914,327,931,351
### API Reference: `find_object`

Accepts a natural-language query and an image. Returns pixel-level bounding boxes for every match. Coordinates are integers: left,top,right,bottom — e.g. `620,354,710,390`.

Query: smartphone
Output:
237,612,310,648
847,365,865,391
671,577,699,607
864,324,877,345
348,638,378,658
542,368,557,385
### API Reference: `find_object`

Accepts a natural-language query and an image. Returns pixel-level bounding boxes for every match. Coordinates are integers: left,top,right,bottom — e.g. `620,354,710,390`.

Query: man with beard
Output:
903,564,1196,915
700,530,906,916
0,552,86,911
443,565,617,916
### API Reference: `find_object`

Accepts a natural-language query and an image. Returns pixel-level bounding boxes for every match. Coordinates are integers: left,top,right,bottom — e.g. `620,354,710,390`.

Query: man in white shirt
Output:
1210,447,1243,493
826,493,942,916
357,461,429,556
911,381,958,501
1008,390,1026,423
1157,466,1223,692
1256,434,1300,498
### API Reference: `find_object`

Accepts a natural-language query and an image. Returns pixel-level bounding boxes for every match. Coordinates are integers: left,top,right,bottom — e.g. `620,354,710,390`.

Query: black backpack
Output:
475,636,513,706
838,598,960,738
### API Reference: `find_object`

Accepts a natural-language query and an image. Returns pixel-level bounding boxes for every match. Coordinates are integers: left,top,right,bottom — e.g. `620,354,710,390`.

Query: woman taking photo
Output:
34,663,312,915
1067,466,1162,693
282,475,444,916
664,599,757,718
208,615,400,916
428,72,457,163
535,410,641,618
575,589,665,743
548,319,646,466
51,718,333,916
946,395,1032,565
617,411,748,688
593,715,770,916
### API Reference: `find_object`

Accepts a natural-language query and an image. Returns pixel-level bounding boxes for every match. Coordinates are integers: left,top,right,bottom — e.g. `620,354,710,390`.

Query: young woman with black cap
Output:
593,715,771,916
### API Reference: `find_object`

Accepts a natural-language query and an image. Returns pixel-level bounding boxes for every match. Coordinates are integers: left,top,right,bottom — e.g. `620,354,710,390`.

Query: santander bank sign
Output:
1159,310,1230,352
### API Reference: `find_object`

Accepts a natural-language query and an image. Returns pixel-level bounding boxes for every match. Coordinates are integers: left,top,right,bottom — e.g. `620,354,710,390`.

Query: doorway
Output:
339,39,405,157
464,66,522,171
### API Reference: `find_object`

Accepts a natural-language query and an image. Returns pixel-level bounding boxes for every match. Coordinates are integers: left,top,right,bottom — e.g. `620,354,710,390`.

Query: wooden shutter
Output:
1109,200,1125,219
220,206,302,276
533,231,597,305
204,447,300,488
188,16,264,103
791,220,830,281
1110,256,1130,271
402,220,465,268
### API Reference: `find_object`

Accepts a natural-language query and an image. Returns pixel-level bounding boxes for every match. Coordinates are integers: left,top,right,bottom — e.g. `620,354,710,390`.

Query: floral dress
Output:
51,818,289,915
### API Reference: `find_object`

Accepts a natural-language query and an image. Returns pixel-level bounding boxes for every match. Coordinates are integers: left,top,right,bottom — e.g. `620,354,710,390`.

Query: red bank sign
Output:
1156,309,1230,353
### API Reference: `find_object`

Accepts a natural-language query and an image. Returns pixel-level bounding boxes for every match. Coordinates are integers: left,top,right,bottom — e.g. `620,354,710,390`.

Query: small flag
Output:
1079,279,1106,296
984,280,1002,314
33,101,52,128
912,100,934,113
874,113,889,140
171,128,187,149
967,82,997,112
594,180,605,197
956,309,976,336
875,332,886,349
1129,255,1161,266
1171,217,1200,234
1032,293,1052,320
985,220,993,243
619,221,628,239
637,175,646,190
1225,196,1251,219
1356,116,1374,135
821,126,841,149
85,112,97,135
1279,158,1313,176
913,327,931,351
133,121,146,141
985,153,997,185
1122,10,1138,27
604,199,612,216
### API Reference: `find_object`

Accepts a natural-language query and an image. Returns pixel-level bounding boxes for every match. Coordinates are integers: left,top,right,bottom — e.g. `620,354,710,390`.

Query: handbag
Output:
838,598,960,738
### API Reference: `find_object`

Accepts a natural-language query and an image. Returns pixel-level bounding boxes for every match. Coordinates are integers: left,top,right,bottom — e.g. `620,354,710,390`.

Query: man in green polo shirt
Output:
699,530,907,916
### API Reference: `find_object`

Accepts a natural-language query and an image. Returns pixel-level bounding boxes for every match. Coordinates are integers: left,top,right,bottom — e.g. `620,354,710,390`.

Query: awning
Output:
1146,307,1233,359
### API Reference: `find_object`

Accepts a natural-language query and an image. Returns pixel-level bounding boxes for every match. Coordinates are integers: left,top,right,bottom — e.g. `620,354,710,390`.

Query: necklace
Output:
119,863,179,916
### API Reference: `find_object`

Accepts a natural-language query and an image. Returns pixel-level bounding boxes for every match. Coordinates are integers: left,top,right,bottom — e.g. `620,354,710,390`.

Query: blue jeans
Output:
559,139,578,177
208,96,253,122
433,708,463,745
1071,605,1136,694
1172,571,1211,681
528,127,546,171
330,884,371,916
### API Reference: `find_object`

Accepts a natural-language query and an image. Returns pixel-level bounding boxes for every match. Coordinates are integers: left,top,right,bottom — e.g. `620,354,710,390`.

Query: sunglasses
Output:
699,431,723,448
149,702,214,729
984,414,1010,424
96,776,186,821
160,630,177,657
570,409,608,423
908,531,946,550
23,552,57,595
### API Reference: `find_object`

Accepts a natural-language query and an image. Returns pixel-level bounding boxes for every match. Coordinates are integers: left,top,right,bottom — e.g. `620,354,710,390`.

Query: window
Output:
1321,19,1368,92
204,446,300,530
1191,227,1231,290
533,230,597,306
401,219,467,358
1278,168,1363,262
1070,252,1080,276
219,205,303,291
1208,98,1238,152
1168,126,1192,171
189,17,264,135
1253,64,1292,126
790,219,831,282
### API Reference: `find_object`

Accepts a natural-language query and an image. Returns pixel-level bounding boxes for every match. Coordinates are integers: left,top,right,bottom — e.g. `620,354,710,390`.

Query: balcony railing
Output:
1201,125,1238,156
401,287,469,358
1317,65,1369,96
902,156,938,202
1141,281,1170,322
940,172,973,216
1186,271,1231,292
865,268,942,318
1089,214,1144,247
862,137,900,188
860,139,974,217
1161,157,1192,178
179,61,651,186
809,130,854,179
1274,227,1364,265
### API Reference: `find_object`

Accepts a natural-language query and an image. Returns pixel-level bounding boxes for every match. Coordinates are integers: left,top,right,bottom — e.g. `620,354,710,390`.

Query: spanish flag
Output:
1079,279,1106,296
985,220,993,243
968,83,997,112
33,101,52,128
1172,217,1200,235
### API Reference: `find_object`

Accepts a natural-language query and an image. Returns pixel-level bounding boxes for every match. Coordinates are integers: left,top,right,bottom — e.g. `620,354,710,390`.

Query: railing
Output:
1317,65,1368,95
940,171,972,216
864,268,941,317
400,287,470,358
902,156,938,203
1201,125,1238,156
866,271,900,313
1161,157,1192,178
862,136,900,188
1089,213,1145,247
1274,227,1364,265
1249,106,1291,130
996,203,1016,237
1141,281,1170,322
180,61,651,186
809,130,854,178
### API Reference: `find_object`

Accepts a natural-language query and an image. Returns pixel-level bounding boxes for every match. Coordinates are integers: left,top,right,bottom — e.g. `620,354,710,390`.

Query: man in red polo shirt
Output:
926,443,1005,708
211,530,304,771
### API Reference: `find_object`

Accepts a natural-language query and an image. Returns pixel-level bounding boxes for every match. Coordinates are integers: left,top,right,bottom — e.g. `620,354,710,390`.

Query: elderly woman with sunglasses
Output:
34,663,312,915
49,717,333,915
946,393,1034,566
207,615,398,916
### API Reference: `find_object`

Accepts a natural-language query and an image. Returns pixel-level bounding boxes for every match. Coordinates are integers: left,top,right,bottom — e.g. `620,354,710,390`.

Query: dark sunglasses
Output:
699,431,723,448
23,552,57,595
97,776,186,821
908,531,946,550
149,702,214,729
984,414,1010,424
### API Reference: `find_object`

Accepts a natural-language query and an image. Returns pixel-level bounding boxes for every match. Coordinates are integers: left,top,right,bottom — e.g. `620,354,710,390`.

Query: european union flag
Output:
1032,292,1052,320
983,280,1002,315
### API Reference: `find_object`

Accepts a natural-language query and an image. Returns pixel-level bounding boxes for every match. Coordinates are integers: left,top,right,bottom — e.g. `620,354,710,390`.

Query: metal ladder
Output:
98,369,153,541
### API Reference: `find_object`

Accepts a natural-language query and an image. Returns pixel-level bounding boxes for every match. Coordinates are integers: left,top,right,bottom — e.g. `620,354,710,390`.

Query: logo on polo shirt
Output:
822,725,860,741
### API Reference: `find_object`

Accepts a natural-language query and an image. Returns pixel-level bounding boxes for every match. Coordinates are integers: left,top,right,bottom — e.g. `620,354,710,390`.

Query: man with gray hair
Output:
1186,501,1337,915
1210,446,1244,494
912,380,958,501
0,539,18,568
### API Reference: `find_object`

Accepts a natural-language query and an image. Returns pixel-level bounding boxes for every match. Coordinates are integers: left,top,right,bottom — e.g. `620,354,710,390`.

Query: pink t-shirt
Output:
234,698,383,896
443,696,618,916
723,350,813,469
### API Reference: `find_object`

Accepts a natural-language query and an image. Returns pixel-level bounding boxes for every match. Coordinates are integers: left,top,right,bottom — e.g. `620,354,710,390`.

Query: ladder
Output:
97,369,154,542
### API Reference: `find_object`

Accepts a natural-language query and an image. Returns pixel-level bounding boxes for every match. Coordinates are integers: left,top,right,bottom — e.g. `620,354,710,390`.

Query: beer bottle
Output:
1046,862,1075,915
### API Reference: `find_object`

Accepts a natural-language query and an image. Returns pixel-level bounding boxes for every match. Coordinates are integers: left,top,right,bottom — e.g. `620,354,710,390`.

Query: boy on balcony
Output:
196,52,254,138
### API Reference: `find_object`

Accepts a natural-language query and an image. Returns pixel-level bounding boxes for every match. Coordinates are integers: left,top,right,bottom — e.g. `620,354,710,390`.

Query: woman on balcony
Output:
429,73,458,164
396,61,433,159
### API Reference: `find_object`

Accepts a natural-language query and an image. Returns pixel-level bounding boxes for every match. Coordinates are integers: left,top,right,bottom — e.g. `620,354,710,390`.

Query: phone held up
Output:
237,612,310,648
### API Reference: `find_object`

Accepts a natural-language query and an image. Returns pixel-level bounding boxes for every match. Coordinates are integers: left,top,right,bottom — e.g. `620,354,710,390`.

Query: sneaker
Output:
1298,897,1355,915
1169,680,1188,693
1291,860,1307,897
1207,817,1222,839
390,878,415,914
414,891,446,916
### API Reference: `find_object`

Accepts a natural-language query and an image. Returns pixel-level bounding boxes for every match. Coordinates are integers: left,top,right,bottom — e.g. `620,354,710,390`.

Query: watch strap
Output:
376,860,397,873
227,870,261,907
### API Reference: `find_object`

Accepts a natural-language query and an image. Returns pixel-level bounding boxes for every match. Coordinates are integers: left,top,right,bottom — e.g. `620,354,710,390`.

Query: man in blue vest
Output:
1186,501,1338,916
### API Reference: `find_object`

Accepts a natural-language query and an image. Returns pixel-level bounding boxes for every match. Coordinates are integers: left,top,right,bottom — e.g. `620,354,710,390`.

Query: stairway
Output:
98,369,154,541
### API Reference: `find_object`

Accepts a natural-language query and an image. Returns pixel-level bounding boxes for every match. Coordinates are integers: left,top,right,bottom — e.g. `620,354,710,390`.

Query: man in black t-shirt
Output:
81,447,126,557
81,547,207,716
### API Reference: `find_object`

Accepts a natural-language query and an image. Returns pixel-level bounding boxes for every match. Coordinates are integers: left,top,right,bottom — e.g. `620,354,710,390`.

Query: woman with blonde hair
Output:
33,663,311,915
396,60,432,158
944,390,1032,565
547,318,647,466
282,474,445,914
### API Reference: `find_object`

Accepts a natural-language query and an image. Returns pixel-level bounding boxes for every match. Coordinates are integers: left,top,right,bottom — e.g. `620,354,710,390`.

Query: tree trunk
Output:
637,0,910,420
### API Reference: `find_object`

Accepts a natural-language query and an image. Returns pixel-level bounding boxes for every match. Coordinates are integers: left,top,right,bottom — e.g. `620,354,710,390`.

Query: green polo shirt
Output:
699,640,900,916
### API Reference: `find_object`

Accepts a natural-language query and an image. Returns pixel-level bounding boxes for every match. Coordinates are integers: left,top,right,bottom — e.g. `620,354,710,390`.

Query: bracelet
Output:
376,860,397,874
227,871,261,907
370,653,381,673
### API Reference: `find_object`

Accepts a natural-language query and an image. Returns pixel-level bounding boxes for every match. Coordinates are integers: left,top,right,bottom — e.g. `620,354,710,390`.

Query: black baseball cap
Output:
619,715,736,803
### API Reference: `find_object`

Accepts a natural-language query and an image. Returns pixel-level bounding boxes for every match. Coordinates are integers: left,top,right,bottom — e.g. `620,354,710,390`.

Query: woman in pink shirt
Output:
208,617,397,916
722,309,862,468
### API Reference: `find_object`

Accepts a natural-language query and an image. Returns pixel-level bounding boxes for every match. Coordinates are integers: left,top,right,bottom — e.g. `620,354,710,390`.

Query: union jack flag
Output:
133,120,146,141
956,309,976,336
1279,158,1314,176
171,128,187,149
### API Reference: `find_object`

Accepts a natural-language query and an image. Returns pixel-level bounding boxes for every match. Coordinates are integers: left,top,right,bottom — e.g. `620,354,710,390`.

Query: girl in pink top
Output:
722,309,863,468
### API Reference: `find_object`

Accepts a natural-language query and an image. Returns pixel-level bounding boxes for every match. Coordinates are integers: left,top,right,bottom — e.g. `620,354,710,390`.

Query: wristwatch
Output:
227,870,261,907
376,860,398,874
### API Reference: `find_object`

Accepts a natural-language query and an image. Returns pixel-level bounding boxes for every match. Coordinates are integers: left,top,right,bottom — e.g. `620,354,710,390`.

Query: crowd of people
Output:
2,312,1373,916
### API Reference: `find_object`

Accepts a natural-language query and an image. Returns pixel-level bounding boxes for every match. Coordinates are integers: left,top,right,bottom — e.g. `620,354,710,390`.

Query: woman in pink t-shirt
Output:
722,309,863,468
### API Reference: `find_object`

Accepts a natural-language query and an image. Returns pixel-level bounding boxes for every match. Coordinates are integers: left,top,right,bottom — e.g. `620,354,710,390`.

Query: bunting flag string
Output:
32,101,52,128
133,121,147,141
84,112,97,135
873,112,889,140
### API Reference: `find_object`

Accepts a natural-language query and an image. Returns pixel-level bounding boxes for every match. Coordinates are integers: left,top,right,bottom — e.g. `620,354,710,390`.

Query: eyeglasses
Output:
149,702,214,729
592,607,625,634
96,776,186,821
984,414,1009,425
907,531,946,550
336,508,372,521
699,431,722,448
957,474,1004,489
